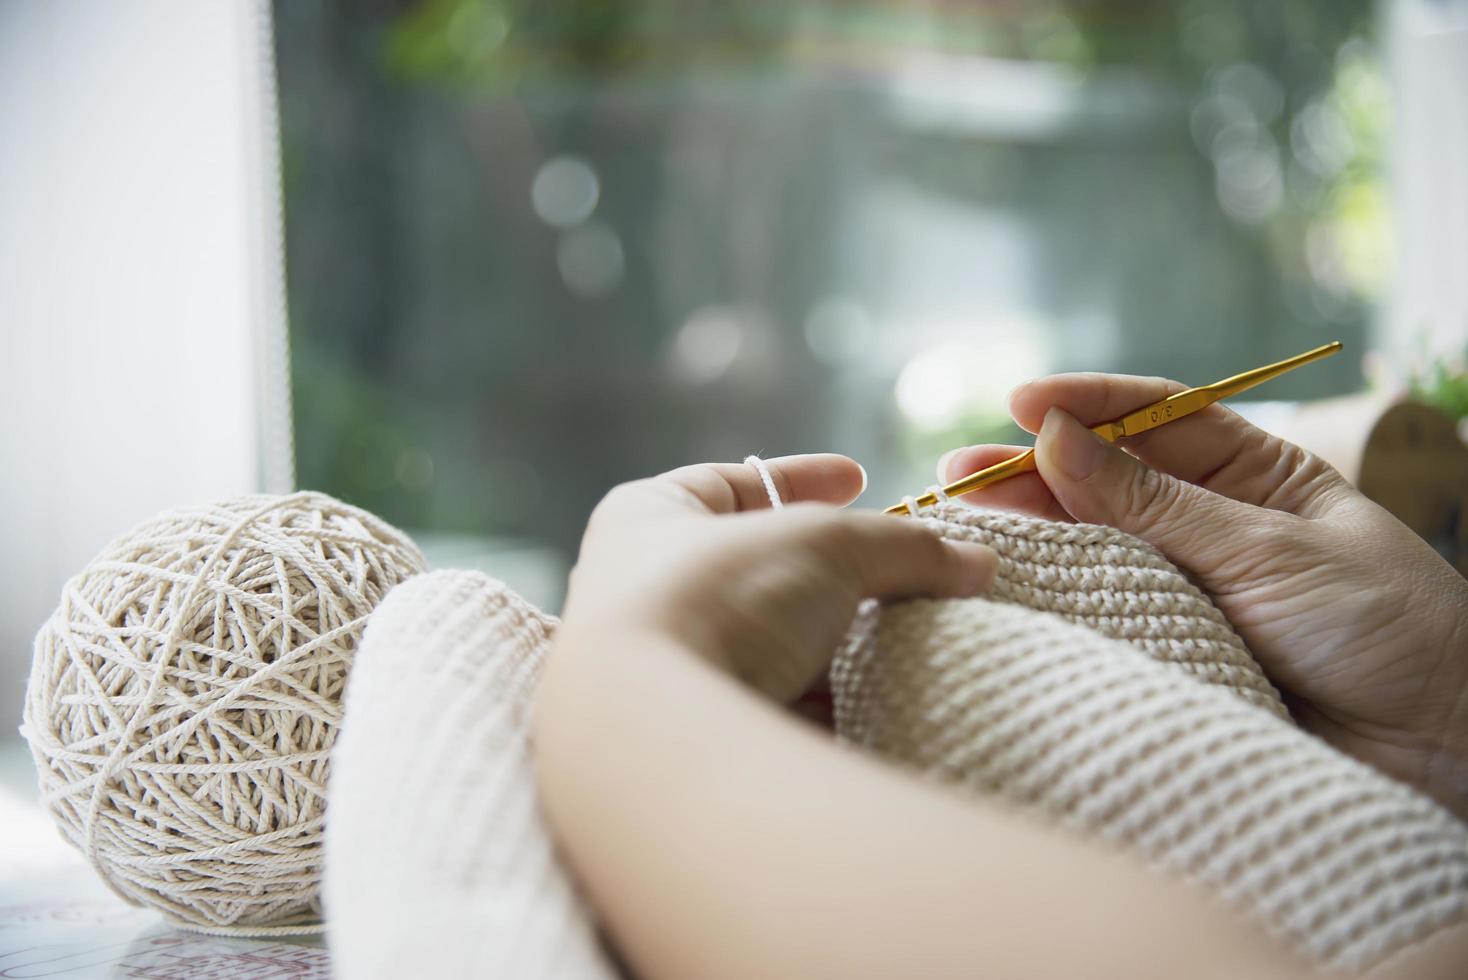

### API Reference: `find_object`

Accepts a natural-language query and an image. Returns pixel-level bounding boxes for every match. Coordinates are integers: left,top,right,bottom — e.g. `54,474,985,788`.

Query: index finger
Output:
1008,373,1261,491
646,454,868,515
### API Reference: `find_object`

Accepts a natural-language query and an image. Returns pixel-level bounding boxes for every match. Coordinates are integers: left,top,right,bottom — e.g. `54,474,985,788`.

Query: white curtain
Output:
0,0,291,737
1387,0,1468,366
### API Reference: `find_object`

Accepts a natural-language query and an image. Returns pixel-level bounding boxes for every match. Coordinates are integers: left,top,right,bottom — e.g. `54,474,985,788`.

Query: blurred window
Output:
274,0,1383,604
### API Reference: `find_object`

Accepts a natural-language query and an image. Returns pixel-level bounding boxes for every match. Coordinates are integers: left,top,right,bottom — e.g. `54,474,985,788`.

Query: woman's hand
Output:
560,454,996,703
534,453,1320,980
940,373,1468,819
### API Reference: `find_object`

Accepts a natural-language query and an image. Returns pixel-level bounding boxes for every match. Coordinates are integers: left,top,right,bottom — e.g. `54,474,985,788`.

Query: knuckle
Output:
779,508,951,592
584,492,630,537
779,501,843,533
806,509,871,554
790,512,869,585
798,509,901,562
1273,442,1348,512
903,520,950,562
589,481,640,519
666,468,732,511
871,517,949,572
779,505,854,554
587,477,679,527
1122,462,1184,535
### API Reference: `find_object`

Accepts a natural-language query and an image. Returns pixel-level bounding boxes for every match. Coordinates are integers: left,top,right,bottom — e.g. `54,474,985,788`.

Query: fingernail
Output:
855,462,869,498
936,447,961,483
947,541,998,594
1042,407,1107,481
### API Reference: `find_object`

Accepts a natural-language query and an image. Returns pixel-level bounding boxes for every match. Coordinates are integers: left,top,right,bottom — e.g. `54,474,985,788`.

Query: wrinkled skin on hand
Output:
940,373,1468,821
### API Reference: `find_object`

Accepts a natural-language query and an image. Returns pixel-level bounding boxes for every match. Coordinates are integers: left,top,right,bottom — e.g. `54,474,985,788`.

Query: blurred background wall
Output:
2,0,1466,737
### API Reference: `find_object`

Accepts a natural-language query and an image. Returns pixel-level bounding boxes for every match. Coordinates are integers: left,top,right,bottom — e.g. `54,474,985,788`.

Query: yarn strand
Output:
744,455,784,509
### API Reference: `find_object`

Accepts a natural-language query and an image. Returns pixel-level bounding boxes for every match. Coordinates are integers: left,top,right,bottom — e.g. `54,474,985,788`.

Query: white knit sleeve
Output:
324,570,616,980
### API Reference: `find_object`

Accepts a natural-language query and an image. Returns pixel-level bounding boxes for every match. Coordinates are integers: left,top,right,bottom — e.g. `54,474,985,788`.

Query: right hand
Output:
939,372,1468,820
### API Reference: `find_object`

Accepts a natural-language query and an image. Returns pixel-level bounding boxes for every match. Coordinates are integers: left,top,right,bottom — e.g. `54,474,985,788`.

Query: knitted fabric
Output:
832,503,1468,972
324,570,618,979
885,502,1287,718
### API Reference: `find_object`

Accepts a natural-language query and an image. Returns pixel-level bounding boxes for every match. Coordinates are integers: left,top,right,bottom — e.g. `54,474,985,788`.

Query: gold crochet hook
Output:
884,340,1343,516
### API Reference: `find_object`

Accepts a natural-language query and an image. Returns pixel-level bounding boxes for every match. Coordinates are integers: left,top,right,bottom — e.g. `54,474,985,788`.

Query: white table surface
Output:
0,741,330,979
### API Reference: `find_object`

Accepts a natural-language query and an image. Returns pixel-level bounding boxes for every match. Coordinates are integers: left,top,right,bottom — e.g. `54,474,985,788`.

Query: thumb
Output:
1034,407,1265,579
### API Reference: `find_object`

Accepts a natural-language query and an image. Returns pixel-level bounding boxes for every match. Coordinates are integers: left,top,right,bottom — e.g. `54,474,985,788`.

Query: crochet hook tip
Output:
884,491,939,516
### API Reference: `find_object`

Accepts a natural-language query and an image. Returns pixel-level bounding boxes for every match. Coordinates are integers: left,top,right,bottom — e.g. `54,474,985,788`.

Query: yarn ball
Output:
21,492,426,935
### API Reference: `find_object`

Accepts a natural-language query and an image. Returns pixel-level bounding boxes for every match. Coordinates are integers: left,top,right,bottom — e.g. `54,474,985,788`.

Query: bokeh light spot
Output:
669,306,746,385
803,297,875,366
532,156,600,229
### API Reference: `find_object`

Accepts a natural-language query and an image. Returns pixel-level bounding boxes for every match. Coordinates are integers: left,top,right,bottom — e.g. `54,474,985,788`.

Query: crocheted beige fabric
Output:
832,503,1468,973
863,502,1290,717
326,507,1468,976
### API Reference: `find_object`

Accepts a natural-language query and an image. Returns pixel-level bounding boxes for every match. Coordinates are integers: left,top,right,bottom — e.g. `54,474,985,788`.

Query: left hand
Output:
559,454,998,703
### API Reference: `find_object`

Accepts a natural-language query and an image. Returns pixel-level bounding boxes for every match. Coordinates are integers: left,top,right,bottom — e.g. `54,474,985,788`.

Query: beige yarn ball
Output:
21,492,426,935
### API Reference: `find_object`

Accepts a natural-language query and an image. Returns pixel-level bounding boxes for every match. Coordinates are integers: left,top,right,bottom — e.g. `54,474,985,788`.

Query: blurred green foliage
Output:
379,0,1373,83
1411,348,1468,423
